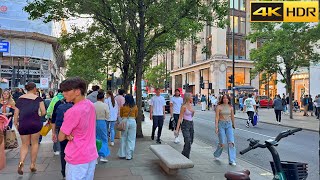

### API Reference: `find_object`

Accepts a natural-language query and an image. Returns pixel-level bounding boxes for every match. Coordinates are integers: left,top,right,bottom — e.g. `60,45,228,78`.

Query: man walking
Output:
303,95,309,116
87,85,100,103
314,95,320,119
244,94,256,128
150,88,166,144
170,89,183,143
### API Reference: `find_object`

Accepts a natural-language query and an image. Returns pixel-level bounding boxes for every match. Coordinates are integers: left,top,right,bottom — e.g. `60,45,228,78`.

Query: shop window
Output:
226,67,246,88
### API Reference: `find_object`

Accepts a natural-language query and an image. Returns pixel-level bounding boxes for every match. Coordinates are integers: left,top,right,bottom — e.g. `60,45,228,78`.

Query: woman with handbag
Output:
0,89,16,129
117,94,138,160
13,82,46,175
105,91,118,146
94,92,110,163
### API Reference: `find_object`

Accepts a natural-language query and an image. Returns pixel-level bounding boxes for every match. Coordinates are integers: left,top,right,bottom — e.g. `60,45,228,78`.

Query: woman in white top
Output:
105,91,118,146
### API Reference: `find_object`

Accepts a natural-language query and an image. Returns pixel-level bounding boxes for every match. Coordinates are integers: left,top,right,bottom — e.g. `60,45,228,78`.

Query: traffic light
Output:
200,83,204,89
165,81,169,88
228,75,234,84
209,83,212,89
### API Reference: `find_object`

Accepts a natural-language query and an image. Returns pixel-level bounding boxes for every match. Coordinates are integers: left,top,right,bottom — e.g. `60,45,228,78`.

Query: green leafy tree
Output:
145,62,166,89
248,23,320,119
66,44,107,83
24,0,228,137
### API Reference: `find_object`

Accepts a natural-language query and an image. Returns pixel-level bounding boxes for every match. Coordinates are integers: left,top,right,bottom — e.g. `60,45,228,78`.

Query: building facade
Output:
0,0,66,90
151,0,258,96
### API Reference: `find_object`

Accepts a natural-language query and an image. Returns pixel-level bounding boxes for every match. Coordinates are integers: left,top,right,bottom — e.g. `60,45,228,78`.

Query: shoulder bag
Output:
116,107,133,131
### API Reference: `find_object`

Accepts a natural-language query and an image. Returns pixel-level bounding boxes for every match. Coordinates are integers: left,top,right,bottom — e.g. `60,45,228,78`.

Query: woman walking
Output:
94,91,110,162
273,95,283,125
175,93,195,159
13,82,46,175
118,94,138,160
213,94,236,166
0,90,16,129
105,91,118,146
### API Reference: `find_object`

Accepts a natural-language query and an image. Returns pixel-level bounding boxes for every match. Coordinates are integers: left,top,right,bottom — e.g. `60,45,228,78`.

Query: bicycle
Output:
224,128,308,180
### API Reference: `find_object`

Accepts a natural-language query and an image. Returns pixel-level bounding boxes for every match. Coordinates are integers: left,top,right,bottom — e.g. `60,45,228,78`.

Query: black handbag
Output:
169,117,176,131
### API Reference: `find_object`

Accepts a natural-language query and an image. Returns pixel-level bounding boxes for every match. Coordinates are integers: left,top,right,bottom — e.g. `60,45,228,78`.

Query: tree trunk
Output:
135,0,146,138
286,69,293,119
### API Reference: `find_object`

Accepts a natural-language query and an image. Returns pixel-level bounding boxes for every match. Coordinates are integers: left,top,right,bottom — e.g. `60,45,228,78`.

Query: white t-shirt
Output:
104,98,119,121
150,95,166,116
244,98,256,112
170,96,183,114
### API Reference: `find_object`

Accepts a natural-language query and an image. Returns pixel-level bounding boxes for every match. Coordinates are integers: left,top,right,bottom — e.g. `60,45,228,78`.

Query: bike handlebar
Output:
240,128,302,155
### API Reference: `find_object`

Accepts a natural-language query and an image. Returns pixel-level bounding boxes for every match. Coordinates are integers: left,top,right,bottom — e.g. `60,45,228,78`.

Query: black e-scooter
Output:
225,128,308,180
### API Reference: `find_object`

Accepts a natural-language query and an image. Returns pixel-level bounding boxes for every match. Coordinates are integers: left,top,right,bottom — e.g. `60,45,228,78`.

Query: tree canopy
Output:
24,0,229,137
144,62,166,89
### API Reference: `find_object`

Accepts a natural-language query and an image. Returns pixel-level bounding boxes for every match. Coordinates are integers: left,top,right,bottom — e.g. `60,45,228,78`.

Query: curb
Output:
235,116,319,132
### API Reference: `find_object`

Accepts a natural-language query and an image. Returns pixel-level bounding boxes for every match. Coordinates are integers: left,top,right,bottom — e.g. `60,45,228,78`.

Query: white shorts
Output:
66,159,96,180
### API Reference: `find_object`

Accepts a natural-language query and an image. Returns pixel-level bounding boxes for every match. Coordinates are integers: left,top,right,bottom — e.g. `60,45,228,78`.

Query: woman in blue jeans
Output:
213,94,236,166
105,91,118,146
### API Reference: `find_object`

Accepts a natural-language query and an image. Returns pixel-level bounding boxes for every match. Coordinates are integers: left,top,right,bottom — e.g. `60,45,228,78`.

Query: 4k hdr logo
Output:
250,1,319,22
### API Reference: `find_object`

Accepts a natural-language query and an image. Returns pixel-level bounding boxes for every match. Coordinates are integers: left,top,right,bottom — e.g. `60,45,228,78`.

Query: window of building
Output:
240,0,246,11
230,0,239,9
171,51,174,70
240,17,246,34
226,67,247,88
230,16,239,33
191,43,197,64
234,39,239,59
239,39,246,59
180,41,184,68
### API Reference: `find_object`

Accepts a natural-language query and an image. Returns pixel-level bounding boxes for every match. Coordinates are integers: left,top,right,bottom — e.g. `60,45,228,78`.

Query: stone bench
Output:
150,145,194,175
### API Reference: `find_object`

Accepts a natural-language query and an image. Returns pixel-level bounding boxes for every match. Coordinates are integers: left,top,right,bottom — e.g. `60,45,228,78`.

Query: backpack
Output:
55,100,73,127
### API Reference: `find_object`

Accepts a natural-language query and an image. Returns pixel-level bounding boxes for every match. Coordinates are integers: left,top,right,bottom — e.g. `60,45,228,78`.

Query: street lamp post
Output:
232,0,236,114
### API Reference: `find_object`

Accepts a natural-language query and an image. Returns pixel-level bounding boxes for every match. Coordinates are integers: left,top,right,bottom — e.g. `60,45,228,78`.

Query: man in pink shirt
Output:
58,77,98,180
114,89,125,117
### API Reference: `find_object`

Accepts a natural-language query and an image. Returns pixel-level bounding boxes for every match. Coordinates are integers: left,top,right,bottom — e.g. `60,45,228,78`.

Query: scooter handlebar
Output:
240,146,252,155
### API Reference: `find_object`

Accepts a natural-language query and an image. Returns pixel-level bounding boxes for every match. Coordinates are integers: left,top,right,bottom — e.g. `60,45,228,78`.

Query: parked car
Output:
144,93,171,113
258,95,273,108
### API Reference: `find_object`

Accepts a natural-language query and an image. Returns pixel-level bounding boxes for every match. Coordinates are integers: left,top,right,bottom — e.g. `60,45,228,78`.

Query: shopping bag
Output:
253,113,259,126
169,117,176,131
96,139,102,151
40,122,52,136
4,129,18,149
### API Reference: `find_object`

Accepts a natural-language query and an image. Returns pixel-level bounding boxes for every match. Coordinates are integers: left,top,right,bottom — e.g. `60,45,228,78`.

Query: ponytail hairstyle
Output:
107,91,115,107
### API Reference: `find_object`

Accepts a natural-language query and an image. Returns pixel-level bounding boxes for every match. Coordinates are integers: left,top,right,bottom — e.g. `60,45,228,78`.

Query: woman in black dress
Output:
13,82,46,175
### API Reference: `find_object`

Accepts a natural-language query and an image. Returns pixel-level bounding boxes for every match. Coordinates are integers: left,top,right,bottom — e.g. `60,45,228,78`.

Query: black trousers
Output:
181,120,194,159
57,127,68,178
152,116,164,141
275,110,282,122
173,114,180,130
247,111,255,124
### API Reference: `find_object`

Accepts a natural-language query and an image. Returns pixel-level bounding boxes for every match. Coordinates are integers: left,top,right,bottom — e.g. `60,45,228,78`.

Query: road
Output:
145,108,319,180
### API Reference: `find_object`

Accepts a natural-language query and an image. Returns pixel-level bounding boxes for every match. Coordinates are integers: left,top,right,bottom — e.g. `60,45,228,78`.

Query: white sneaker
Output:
174,137,180,144
278,122,281,125
213,156,220,161
110,142,114,146
230,162,237,166
100,158,108,163
54,151,60,156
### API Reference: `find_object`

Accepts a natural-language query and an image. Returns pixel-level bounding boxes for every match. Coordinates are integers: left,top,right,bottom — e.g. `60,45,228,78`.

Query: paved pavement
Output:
1,116,273,180
179,109,319,180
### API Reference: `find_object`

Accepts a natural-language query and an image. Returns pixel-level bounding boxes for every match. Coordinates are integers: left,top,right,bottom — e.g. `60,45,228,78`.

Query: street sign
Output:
40,78,49,89
0,42,9,52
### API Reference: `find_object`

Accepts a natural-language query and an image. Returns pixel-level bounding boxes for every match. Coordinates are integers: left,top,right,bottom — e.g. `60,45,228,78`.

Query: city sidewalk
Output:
192,104,319,132
234,108,319,132
1,117,273,180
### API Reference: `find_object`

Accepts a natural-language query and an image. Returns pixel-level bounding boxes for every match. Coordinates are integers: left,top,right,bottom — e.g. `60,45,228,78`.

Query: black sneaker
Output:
151,136,154,140
156,140,161,144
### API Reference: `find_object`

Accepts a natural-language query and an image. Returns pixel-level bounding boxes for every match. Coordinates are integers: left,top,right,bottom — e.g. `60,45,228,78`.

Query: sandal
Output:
30,163,37,173
17,162,24,175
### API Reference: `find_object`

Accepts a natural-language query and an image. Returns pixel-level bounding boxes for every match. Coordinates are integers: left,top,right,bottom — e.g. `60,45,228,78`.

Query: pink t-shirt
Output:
115,95,125,116
61,99,98,165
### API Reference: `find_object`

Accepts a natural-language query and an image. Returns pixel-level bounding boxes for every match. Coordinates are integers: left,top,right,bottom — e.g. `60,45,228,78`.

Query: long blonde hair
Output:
183,93,192,105
0,90,15,106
